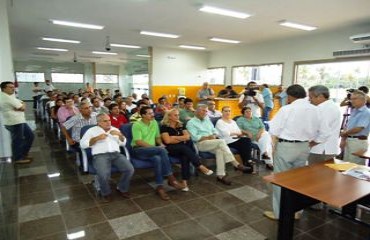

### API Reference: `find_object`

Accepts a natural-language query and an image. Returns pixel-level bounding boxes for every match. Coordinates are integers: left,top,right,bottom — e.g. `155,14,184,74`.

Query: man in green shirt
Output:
131,106,184,200
179,98,195,124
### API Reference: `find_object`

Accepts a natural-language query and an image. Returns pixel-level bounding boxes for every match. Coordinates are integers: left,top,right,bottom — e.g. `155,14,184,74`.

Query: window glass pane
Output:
232,64,283,85
132,74,149,96
15,72,44,82
96,74,118,84
295,60,370,103
51,73,83,83
206,68,225,85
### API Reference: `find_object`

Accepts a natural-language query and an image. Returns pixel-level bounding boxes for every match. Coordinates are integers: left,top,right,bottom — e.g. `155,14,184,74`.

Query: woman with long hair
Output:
161,108,213,191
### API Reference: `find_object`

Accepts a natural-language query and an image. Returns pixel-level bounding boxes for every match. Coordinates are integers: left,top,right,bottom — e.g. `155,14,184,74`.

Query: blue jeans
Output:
5,123,34,161
92,152,134,196
133,146,172,185
262,107,272,122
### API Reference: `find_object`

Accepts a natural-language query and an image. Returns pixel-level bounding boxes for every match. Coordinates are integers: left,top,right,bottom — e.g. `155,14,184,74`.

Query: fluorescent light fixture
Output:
140,31,179,38
210,37,240,44
279,20,317,31
37,47,68,52
110,43,141,49
47,173,61,178
42,37,80,44
179,45,206,50
51,19,104,30
136,54,151,58
67,231,86,240
199,6,250,19
92,51,117,55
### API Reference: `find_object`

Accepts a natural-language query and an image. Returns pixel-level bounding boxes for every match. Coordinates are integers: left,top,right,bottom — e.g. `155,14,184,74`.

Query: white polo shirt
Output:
0,92,26,125
80,125,126,155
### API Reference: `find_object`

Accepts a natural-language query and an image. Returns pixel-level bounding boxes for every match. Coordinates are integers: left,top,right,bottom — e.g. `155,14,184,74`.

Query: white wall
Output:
152,47,209,86
0,0,13,80
208,24,370,86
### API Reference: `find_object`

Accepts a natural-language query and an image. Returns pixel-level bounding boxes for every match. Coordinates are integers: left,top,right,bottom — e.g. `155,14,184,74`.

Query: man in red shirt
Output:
109,103,128,128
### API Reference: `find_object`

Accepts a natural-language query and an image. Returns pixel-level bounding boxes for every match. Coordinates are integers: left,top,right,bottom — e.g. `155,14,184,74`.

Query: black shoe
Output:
265,164,274,170
217,176,232,185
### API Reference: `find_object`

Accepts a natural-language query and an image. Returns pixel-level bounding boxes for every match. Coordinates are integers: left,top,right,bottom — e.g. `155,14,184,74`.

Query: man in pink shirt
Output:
57,98,80,124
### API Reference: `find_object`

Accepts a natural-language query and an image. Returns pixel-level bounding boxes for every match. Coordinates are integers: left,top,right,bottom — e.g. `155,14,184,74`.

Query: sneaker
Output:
263,211,278,220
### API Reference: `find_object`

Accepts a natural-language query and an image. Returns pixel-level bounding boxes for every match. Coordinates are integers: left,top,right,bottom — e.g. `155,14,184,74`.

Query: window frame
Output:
15,72,45,83
206,67,226,85
231,62,284,86
95,74,119,84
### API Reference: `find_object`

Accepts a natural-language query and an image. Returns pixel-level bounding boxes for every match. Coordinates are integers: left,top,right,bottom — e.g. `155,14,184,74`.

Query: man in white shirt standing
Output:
80,113,134,202
44,79,55,93
308,85,341,163
264,84,320,220
0,81,34,164
238,81,265,118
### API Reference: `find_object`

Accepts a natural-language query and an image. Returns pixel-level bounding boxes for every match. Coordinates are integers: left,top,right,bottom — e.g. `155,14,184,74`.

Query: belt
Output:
278,138,308,143
347,136,368,140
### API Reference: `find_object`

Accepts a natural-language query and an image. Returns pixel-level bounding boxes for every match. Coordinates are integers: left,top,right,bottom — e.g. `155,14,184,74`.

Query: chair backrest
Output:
233,115,242,121
119,123,134,154
210,117,221,126
80,124,96,139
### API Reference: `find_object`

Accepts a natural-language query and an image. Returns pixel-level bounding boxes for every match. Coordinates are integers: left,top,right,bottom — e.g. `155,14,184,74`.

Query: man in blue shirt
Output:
340,90,370,165
261,84,274,122
186,104,248,185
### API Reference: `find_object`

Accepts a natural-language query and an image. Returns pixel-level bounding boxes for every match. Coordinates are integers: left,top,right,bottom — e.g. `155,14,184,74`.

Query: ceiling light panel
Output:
179,45,206,50
210,37,240,44
37,47,68,52
136,54,151,58
140,31,179,38
92,51,118,55
279,21,317,31
110,43,141,49
42,37,80,44
199,6,250,19
51,20,104,30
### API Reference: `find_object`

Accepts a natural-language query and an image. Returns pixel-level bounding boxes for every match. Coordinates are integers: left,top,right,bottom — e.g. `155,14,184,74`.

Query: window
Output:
232,63,283,85
132,74,149,96
295,60,370,103
15,72,44,82
51,73,83,83
206,67,225,85
96,74,118,84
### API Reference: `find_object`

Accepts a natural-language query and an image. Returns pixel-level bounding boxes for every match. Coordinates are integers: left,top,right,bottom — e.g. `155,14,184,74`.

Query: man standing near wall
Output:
0,81,34,164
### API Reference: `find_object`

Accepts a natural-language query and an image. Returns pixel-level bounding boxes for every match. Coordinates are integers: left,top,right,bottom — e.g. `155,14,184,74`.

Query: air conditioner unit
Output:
350,33,370,44
333,48,370,58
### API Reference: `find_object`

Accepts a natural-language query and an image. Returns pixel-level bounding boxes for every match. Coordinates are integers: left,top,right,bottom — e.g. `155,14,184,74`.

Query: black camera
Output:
346,88,355,99
244,86,259,97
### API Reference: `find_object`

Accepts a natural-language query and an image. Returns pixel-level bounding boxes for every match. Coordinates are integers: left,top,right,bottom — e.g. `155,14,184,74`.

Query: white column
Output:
0,0,13,161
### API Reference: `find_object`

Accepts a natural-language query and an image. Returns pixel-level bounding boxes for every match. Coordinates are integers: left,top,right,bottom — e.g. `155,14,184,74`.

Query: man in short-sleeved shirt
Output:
0,81,34,163
238,81,265,118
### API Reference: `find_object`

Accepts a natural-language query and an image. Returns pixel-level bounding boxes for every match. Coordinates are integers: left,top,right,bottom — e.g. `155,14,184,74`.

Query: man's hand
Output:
67,138,76,146
109,130,122,137
309,141,319,148
96,133,108,141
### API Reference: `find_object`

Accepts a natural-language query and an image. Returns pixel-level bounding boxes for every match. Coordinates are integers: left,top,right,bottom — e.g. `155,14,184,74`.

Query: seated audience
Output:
51,99,64,122
217,85,238,98
126,96,137,113
91,97,106,113
132,106,185,200
61,102,98,161
109,103,128,128
179,98,195,123
119,101,130,119
141,93,153,105
161,109,213,191
215,106,253,172
154,97,169,120
57,98,79,124
80,113,134,202
176,97,186,109
129,100,147,122
207,101,222,119
236,107,273,169
187,104,249,185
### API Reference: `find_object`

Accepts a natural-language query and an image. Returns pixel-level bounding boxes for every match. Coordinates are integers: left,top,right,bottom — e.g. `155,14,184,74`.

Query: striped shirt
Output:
63,112,97,142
